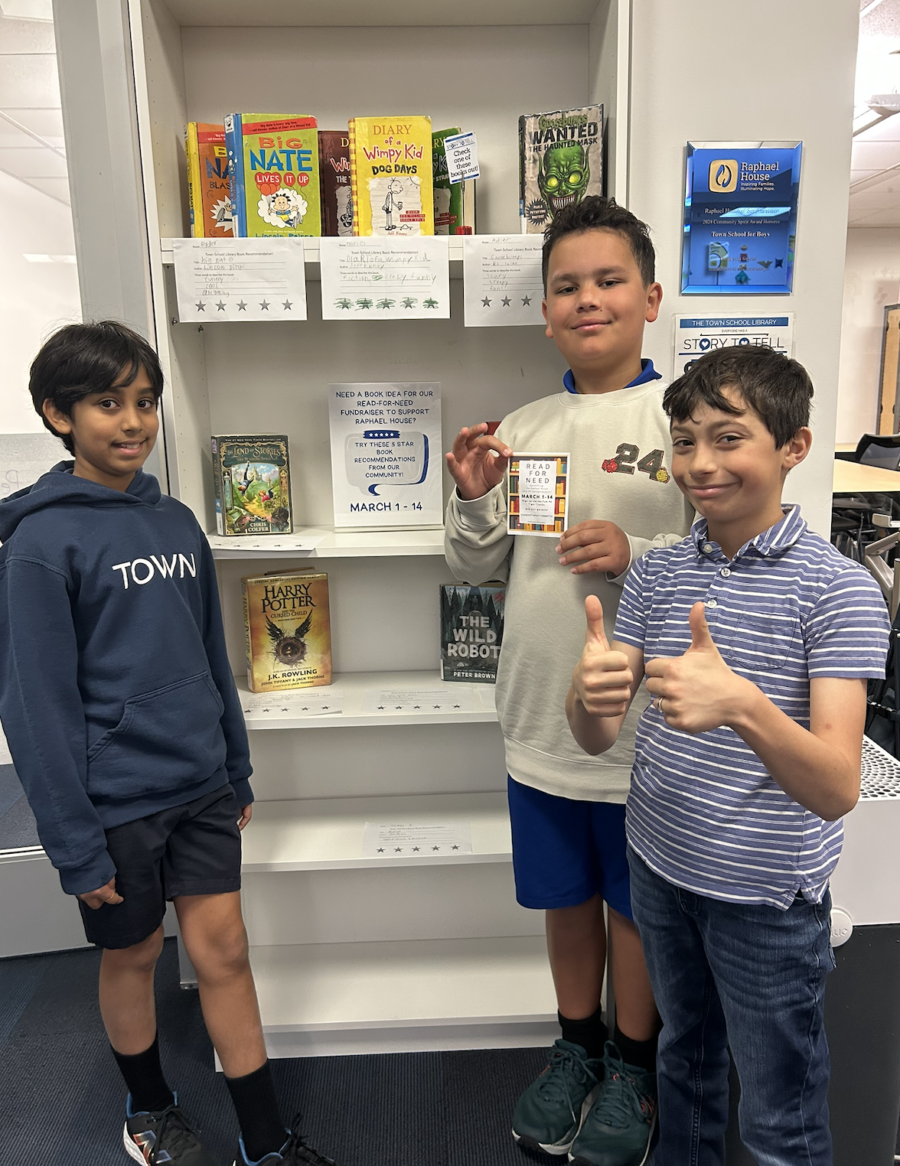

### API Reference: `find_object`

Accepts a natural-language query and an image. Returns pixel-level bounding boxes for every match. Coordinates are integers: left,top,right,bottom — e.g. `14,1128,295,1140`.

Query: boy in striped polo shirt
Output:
566,345,890,1165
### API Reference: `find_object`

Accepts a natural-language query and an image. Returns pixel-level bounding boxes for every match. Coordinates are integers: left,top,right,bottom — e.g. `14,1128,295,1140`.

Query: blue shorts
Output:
507,776,633,919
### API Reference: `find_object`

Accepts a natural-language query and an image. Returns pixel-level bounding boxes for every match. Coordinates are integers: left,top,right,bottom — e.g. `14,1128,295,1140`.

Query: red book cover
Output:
318,129,353,236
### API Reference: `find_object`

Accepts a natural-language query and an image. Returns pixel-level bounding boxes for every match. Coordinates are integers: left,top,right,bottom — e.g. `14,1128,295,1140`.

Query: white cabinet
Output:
116,0,630,1057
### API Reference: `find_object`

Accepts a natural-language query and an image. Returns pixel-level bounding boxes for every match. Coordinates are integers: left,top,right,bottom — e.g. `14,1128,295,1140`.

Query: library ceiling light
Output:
853,94,900,136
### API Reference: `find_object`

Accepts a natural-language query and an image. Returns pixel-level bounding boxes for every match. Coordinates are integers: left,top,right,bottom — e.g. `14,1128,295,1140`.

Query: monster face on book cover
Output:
185,123,232,237
349,116,433,236
440,583,505,683
211,434,292,536
518,104,603,233
319,130,354,237
224,113,321,237
243,570,332,692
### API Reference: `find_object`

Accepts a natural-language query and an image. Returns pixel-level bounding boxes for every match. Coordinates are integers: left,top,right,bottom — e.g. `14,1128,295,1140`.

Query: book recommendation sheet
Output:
328,383,443,528
320,237,450,320
172,238,307,322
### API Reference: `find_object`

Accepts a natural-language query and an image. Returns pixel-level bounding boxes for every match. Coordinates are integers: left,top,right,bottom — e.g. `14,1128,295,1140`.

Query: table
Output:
833,459,900,494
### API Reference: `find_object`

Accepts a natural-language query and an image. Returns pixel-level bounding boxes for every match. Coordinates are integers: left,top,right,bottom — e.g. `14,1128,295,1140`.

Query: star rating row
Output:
374,845,462,853
194,299,294,312
481,295,533,307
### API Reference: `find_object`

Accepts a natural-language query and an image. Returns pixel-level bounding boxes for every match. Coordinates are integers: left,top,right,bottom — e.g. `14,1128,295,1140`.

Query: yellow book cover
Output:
349,116,433,236
242,570,332,692
185,122,232,238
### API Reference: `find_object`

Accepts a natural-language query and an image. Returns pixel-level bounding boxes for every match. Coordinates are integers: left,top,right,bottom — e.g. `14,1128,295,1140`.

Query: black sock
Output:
613,1025,658,1073
111,1034,175,1114
558,1004,608,1060
225,1061,288,1163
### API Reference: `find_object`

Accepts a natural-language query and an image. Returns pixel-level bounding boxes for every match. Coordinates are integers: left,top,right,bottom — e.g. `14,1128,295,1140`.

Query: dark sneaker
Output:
124,1098,220,1165
512,1038,603,1156
233,1115,342,1166
568,1042,657,1166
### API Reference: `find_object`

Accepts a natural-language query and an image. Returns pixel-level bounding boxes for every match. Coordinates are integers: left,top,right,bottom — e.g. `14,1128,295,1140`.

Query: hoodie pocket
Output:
86,672,227,801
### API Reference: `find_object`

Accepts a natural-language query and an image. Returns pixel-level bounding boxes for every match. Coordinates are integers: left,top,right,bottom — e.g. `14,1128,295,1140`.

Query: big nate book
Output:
349,116,433,236
518,104,603,234
224,113,322,237
185,122,232,237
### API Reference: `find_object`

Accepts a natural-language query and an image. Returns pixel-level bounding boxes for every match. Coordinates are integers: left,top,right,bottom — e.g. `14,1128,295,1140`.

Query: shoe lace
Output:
148,1104,202,1164
536,1045,599,1118
590,1044,653,1131
280,1114,338,1166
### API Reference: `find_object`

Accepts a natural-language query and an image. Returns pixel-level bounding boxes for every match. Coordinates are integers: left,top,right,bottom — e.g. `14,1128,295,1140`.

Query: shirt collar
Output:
691,504,807,560
563,358,661,394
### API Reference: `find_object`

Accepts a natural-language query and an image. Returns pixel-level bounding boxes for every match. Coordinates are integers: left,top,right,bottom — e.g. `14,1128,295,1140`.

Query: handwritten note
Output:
0,432,64,502
172,238,307,323
362,821,473,857
320,237,450,320
462,235,544,327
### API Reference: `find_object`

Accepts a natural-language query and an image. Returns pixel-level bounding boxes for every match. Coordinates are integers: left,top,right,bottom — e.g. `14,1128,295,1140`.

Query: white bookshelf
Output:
241,792,510,872
104,0,631,1057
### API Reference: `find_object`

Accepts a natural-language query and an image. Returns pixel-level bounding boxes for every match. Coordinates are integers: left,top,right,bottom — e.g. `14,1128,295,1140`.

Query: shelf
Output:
208,526,446,559
242,792,509,872
250,935,558,1057
161,237,466,281
238,672,498,729
161,0,601,28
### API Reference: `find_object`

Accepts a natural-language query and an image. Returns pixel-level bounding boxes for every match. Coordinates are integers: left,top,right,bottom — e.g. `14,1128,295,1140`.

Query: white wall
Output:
627,0,860,538
0,165,80,433
837,227,900,441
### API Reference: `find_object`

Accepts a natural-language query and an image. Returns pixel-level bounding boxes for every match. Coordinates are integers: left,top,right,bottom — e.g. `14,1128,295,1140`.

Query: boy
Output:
444,197,694,1166
567,345,890,1164
0,322,339,1166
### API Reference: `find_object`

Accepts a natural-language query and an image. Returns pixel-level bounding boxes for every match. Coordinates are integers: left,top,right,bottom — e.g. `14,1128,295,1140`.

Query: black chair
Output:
832,435,900,560
855,432,900,470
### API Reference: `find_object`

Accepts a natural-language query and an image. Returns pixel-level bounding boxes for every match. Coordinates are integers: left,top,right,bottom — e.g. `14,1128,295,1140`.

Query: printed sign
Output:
673,314,794,377
328,382,443,528
443,131,480,183
682,142,802,295
507,453,569,537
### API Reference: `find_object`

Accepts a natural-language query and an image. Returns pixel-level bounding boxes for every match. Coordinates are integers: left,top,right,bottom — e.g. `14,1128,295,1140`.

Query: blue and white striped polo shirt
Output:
614,505,890,909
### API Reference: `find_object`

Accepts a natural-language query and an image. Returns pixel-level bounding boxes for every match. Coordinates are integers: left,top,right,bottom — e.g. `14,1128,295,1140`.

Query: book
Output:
440,583,505,683
224,113,321,237
348,116,434,236
432,127,475,235
185,122,233,237
242,569,332,692
318,129,354,237
518,104,603,233
211,434,292,536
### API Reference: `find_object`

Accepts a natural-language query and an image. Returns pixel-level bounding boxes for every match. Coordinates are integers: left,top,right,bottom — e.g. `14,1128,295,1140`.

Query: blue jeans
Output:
627,848,835,1166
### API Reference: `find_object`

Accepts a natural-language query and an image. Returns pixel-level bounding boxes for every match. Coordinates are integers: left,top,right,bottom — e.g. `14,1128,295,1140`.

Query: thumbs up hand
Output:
571,596,634,718
644,602,750,733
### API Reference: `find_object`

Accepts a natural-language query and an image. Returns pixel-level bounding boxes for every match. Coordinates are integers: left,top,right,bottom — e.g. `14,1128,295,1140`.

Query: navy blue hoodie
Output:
0,462,252,896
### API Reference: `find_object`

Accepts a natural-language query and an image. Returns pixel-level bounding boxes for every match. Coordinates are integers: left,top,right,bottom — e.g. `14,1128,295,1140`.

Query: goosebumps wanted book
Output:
518,104,603,233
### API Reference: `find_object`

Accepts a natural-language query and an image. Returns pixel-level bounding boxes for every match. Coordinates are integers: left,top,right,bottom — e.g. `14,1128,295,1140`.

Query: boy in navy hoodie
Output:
0,323,339,1166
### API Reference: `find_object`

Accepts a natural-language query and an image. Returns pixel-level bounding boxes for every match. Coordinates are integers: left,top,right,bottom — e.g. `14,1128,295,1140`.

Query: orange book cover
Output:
185,122,232,237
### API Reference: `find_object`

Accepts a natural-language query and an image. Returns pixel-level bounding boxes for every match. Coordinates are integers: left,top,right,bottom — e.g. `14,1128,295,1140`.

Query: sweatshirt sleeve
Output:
0,558,116,896
609,503,698,586
443,484,513,585
198,538,253,806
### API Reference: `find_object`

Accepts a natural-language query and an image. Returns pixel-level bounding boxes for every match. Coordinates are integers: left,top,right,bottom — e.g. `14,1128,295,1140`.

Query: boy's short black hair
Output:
542,196,655,291
663,345,813,448
30,321,164,454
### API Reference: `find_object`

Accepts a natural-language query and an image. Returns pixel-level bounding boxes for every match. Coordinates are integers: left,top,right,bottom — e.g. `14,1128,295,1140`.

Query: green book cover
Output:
433,127,463,235
238,114,321,237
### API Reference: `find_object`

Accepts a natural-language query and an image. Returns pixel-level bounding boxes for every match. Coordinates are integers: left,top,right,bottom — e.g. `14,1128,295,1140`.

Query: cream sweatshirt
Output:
444,380,695,801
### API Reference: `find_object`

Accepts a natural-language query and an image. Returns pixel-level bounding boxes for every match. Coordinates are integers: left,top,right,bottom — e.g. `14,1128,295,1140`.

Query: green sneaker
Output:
512,1039,603,1156
568,1042,657,1166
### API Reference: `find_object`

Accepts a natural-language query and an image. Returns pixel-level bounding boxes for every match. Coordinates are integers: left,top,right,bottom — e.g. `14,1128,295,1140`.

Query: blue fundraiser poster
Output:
682,142,802,295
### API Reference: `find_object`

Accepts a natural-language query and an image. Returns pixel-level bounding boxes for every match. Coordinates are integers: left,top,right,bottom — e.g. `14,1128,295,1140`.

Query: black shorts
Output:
79,785,242,950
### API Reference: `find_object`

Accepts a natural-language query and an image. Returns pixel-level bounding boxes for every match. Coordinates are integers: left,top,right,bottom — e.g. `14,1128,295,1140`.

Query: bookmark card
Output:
320,236,450,320
462,235,544,327
507,453,569,537
172,238,307,322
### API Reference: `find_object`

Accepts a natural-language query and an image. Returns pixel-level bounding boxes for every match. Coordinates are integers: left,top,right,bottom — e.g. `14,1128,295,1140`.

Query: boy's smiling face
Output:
670,386,811,558
542,228,662,392
42,365,159,492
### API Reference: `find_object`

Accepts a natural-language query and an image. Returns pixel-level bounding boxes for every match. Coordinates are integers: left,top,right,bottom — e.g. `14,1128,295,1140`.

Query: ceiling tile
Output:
1,106,63,138
0,54,59,107
851,139,900,168
854,113,900,141
849,204,900,226
0,144,66,177
0,15,56,53
18,173,68,203
851,168,882,182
